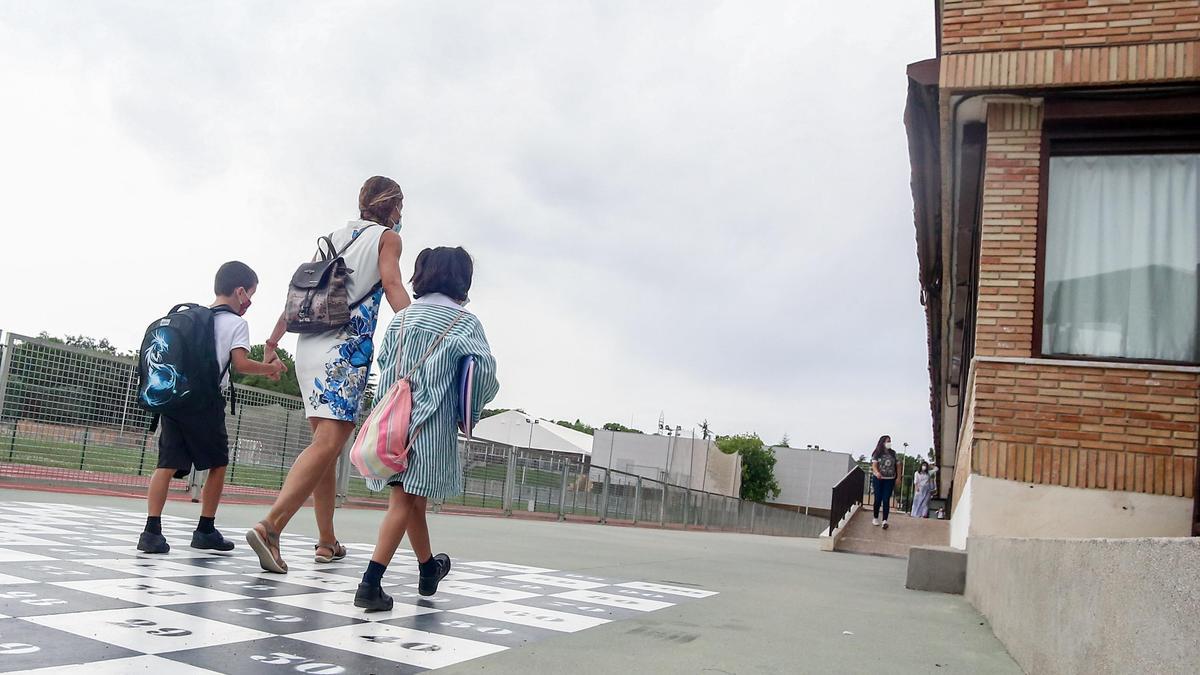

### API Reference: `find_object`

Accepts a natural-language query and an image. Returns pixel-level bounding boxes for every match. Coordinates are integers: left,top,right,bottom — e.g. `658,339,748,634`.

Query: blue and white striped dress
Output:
375,294,499,498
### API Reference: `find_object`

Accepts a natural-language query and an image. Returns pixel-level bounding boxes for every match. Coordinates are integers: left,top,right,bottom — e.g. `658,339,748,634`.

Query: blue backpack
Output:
136,303,237,430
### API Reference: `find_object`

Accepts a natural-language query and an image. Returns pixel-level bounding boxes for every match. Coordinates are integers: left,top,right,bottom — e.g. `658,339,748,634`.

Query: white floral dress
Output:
296,220,391,421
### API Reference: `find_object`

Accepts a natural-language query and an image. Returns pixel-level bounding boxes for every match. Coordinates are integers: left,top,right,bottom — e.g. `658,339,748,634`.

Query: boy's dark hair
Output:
214,261,259,296
411,247,473,302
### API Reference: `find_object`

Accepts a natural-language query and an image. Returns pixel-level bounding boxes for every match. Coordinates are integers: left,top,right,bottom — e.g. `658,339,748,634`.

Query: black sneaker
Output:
418,553,451,597
354,583,393,612
137,531,170,554
191,529,235,551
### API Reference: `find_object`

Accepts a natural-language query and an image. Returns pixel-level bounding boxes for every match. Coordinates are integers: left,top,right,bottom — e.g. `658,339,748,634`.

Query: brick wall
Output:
943,0,1200,53
974,102,1042,358
970,359,1198,497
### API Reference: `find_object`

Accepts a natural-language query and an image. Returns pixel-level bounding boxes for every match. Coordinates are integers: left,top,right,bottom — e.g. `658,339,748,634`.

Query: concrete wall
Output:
967,535,1200,675
591,430,741,497
767,447,854,510
951,474,1192,549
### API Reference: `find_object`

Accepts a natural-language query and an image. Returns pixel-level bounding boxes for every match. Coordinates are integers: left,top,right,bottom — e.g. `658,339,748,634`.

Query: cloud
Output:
0,1,937,455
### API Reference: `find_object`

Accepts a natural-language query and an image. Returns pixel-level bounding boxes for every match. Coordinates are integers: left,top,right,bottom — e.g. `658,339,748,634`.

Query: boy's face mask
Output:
236,288,253,315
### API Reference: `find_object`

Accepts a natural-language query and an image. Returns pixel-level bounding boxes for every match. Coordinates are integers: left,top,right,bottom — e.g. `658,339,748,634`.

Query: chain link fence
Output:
0,331,825,537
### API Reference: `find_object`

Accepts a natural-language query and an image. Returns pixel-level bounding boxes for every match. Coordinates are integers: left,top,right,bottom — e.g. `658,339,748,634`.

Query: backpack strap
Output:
210,305,239,415
399,311,467,380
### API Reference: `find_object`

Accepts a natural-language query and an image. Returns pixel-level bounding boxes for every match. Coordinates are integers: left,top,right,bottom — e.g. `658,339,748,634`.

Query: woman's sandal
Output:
314,540,348,564
245,520,288,574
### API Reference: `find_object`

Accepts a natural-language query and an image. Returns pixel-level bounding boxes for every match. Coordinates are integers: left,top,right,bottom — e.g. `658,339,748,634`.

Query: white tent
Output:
472,410,592,457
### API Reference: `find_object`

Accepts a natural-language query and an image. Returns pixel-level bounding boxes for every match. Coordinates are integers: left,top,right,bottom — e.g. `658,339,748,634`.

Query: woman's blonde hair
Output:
359,176,404,226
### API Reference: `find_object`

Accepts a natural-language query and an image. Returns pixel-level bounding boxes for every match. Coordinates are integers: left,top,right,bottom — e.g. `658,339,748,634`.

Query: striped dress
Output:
375,295,499,498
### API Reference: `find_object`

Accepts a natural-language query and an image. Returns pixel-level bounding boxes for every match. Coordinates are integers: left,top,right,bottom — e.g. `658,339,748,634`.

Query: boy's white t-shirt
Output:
213,310,251,388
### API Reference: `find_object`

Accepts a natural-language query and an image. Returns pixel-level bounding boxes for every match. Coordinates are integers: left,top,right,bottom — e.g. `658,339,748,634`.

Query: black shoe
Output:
354,583,394,612
137,531,170,554
418,553,451,597
191,529,235,551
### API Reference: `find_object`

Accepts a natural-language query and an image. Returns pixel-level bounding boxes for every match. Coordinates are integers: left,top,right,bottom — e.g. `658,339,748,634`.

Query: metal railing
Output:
829,466,867,536
0,331,825,537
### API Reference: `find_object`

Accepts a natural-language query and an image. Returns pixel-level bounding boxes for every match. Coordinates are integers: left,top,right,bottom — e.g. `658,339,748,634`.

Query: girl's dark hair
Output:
871,435,891,460
411,247,473,302
359,176,403,226
214,261,258,295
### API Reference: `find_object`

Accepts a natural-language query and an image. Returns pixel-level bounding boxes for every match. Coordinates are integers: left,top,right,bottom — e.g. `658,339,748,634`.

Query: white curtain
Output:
1042,154,1200,361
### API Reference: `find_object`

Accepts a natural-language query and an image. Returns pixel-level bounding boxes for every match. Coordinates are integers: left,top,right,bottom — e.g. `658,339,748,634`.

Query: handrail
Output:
829,466,866,536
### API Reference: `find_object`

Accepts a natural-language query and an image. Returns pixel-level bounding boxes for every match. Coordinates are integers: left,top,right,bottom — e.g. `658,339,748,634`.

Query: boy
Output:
138,261,287,553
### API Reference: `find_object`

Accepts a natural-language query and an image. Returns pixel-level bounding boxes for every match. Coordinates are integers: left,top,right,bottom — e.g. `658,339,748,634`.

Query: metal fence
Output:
0,331,825,537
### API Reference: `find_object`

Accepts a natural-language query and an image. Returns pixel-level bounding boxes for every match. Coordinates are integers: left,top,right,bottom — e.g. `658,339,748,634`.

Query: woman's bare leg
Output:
313,458,339,549
263,419,355,534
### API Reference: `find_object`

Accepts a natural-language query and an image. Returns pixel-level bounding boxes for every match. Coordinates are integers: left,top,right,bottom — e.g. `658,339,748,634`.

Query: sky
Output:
0,1,937,459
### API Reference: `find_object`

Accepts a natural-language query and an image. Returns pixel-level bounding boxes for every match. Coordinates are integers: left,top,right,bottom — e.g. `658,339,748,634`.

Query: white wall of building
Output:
591,430,741,497
767,447,855,510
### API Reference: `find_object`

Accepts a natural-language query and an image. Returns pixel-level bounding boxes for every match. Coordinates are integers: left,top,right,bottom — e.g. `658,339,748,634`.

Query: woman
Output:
870,435,898,530
354,246,499,610
247,176,412,573
910,461,935,519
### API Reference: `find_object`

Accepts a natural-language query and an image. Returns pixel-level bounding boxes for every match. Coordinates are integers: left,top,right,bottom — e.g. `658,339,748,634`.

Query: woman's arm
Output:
378,230,412,313
263,313,287,364
871,459,881,479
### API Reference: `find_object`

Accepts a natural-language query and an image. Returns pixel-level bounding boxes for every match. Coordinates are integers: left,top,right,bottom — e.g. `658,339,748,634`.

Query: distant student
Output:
870,435,898,530
354,247,499,611
136,261,287,554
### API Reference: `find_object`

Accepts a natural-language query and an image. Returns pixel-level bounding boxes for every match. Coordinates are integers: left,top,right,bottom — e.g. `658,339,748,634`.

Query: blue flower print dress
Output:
296,220,391,421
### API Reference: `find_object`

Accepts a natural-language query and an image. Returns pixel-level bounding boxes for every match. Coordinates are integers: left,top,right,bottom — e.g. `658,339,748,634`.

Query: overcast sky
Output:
0,1,936,458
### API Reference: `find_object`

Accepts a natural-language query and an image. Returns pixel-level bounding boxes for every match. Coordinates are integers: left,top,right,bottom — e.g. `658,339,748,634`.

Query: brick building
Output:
905,0,1200,547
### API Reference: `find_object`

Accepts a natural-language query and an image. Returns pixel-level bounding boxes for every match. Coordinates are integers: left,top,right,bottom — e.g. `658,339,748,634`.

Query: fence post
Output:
502,446,516,515
8,422,16,460
660,484,668,526
750,501,757,533
78,427,89,470
136,428,149,475
334,433,353,508
632,476,642,524
557,463,569,521
0,333,13,422
600,468,611,524
682,488,690,529
229,410,244,485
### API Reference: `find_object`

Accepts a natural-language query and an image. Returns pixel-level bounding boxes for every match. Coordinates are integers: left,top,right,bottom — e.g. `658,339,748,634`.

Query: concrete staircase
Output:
833,509,949,558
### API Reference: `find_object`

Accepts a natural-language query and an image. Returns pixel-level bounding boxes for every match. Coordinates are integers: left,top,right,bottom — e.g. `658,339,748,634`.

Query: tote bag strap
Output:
398,311,467,380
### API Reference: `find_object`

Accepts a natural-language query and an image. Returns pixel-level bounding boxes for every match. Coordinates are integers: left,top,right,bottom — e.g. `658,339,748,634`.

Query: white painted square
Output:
54,577,248,606
502,573,607,590
461,561,556,574
613,581,719,599
409,580,539,602
0,523,76,535
246,571,361,592
13,654,223,674
80,558,235,578
268,591,439,622
292,622,506,669
552,590,674,612
26,606,271,654
0,547,54,563
84,545,227,560
454,601,610,632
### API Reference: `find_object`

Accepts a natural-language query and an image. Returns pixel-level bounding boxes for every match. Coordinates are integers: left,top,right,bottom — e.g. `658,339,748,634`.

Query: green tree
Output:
717,433,781,502
232,345,300,396
555,419,595,435
778,433,790,448
481,408,511,419
602,422,643,434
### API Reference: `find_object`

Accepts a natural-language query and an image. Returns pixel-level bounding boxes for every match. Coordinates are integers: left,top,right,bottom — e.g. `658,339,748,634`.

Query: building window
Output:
1042,153,1200,363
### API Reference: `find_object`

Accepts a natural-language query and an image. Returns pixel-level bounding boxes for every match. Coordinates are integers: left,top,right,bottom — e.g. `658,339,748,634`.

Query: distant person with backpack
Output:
870,435,898,530
136,261,286,554
353,246,499,610
247,176,412,573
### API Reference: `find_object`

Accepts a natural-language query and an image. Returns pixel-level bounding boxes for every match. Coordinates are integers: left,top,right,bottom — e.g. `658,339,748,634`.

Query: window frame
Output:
1033,94,1200,366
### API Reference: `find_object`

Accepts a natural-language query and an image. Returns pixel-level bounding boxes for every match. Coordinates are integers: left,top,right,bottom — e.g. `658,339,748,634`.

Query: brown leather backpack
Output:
285,226,381,334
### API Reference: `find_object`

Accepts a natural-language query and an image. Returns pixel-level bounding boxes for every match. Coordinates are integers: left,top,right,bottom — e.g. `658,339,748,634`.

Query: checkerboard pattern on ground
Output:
0,501,717,673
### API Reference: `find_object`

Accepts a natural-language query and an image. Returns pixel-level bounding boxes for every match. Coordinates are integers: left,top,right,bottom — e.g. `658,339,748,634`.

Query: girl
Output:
870,435,898,530
354,246,499,611
910,461,935,519
248,176,412,573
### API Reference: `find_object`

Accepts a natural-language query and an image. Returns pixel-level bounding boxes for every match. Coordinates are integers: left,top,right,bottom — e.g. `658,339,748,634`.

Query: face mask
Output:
392,212,403,232
885,442,892,450
236,289,252,315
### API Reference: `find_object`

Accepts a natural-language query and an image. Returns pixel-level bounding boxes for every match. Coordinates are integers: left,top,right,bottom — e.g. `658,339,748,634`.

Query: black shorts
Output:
157,402,229,472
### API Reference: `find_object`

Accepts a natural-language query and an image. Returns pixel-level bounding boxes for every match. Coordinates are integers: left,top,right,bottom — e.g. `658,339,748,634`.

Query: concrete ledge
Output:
819,503,857,551
968,536,1200,675
905,545,965,594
